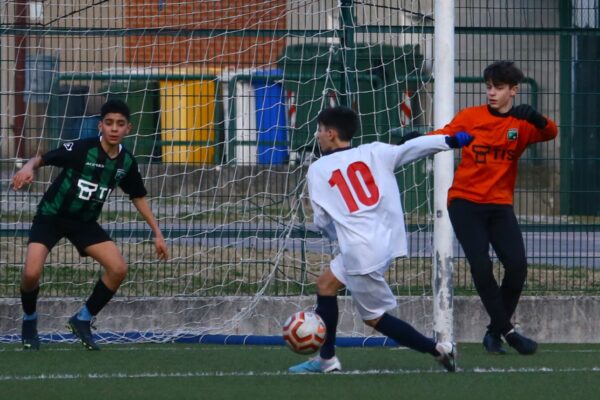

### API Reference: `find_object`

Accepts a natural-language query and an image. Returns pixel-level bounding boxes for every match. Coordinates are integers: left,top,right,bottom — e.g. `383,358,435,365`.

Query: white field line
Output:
0,367,600,381
0,346,283,353
1,346,599,353
537,349,600,353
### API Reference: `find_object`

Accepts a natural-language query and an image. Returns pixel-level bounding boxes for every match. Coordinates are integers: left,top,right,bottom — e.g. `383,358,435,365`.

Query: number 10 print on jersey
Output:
328,161,380,213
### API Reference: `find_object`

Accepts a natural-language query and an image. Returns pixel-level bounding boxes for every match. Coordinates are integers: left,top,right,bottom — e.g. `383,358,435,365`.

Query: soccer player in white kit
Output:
288,106,473,373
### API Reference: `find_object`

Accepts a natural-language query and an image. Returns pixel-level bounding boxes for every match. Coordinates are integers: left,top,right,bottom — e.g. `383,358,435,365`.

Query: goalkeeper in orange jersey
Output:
428,61,558,355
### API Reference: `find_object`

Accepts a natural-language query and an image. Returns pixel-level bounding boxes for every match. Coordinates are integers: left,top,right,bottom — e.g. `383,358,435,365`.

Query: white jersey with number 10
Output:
306,135,451,275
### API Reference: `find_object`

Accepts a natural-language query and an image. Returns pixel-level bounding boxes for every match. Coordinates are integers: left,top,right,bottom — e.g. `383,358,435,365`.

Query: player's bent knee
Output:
363,316,382,327
107,263,128,282
470,264,497,285
316,277,339,296
505,274,526,291
507,262,527,276
504,261,527,281
21,271,42,289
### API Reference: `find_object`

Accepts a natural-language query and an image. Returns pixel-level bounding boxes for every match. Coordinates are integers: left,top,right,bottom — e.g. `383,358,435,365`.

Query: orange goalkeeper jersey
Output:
429,105,558,205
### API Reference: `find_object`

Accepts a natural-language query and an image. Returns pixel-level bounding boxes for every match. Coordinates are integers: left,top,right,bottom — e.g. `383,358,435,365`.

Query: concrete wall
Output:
1,296,598,343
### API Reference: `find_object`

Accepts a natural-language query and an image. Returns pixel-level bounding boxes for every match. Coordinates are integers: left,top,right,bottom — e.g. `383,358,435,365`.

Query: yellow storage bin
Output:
160,71,218,164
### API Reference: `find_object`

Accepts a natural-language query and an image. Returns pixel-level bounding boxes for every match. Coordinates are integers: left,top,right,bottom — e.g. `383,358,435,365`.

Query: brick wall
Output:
124,0,287,68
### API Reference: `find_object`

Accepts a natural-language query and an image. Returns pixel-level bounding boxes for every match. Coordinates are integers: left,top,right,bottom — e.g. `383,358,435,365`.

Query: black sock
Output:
85,279,116,316
374,313,438,356
315,294,338,359
21,286,40,316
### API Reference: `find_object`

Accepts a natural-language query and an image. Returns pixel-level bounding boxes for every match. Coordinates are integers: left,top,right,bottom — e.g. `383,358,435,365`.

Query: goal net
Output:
0,0,439,345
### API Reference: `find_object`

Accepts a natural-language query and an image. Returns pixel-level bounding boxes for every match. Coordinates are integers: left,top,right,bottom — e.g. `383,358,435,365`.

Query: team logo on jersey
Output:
507,128,518,141
472,145,516,163
115,169,126,180
77,179,111,201
63,142,74,151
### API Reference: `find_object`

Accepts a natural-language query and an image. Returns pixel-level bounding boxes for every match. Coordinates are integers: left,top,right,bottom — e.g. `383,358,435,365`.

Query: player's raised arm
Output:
131,196,168,261
12,155,44,191
390,132,473,168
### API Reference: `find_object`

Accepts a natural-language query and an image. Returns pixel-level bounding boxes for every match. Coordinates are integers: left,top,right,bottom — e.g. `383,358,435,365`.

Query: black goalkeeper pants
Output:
448,198,527,336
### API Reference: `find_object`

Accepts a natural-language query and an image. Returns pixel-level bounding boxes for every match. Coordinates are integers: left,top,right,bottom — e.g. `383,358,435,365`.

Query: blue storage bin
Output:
79,115,101,139
252,69,289,165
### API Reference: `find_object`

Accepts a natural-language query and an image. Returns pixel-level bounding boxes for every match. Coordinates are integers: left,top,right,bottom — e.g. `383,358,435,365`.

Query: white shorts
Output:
330,255,397,321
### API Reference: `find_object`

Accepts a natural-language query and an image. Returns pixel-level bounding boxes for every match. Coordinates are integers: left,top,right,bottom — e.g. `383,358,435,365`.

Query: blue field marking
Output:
0,332,399,347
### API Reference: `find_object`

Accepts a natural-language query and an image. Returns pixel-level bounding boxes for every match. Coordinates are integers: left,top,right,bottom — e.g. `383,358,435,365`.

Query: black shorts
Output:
28,215,112,257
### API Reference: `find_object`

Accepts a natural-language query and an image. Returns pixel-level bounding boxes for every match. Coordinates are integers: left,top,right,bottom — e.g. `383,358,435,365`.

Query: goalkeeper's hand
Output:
12,169,34,190
154,235,169,261
445,131,474,148
396,130,422,145
511,104,548,129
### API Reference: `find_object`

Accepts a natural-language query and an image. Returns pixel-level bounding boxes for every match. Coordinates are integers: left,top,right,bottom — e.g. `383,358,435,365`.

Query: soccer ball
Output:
282,311,327,354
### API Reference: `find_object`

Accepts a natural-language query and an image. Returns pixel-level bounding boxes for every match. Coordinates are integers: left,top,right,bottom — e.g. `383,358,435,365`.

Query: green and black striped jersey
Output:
37,137,147,222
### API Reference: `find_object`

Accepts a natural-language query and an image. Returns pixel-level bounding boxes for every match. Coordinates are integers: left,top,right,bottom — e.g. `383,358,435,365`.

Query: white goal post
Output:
432,0,455,343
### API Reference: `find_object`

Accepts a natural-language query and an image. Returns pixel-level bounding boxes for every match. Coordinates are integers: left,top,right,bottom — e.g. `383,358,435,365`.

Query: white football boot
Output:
288,356,342,373
435,342,457,372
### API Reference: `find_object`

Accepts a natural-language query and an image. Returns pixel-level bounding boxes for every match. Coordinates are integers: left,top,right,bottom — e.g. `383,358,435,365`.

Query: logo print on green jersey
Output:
115,168,126,181
77,179,111,201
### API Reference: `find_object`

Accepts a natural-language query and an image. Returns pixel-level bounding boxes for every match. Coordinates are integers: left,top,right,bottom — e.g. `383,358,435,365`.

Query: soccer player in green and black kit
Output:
12,99,168,350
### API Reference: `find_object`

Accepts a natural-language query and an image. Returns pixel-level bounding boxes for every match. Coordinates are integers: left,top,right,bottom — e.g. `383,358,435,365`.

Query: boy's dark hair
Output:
483,61,524,86
101,99,131,121
316,106,358,141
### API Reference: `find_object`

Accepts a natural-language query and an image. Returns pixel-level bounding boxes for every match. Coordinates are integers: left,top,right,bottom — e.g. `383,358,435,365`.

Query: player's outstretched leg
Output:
21,314,40,350
483,330,507,354
67,307,100,351
373,313,457,372
435,342,457,372
288,355,342,374
504,329,537,355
